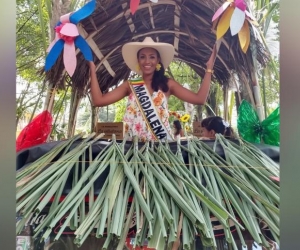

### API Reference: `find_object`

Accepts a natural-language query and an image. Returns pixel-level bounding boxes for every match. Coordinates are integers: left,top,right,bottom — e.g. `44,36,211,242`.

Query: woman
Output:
90,37,217,141
200,116,235,139
173,120,184,139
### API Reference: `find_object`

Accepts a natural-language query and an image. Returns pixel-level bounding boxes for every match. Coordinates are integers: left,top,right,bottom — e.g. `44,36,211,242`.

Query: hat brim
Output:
122,41,175,75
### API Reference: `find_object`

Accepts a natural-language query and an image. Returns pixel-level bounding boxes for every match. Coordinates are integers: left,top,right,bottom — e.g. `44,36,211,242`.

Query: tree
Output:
253,0,280,116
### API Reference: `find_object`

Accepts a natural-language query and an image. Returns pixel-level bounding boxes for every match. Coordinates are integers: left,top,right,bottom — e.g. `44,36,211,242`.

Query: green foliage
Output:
167,61,202,113
259,59,279,116
16,0,50,129
98,106,115,122
51,123,67,141
17,0,49,82
167,61,224,120
252,0,280,113
254,0,279,31
49,88,72,138
16,78,46,124
114,98,127,122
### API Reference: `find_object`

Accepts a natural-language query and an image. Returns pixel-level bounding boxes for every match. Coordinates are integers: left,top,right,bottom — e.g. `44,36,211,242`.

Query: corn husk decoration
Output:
212,0,259,53
16,133,279,249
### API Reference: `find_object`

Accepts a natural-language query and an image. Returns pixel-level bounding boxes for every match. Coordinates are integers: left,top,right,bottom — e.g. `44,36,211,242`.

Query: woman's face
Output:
137,48,160,75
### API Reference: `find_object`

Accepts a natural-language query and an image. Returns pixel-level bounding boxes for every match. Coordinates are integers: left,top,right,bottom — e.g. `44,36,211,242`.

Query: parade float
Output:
16,0,280,249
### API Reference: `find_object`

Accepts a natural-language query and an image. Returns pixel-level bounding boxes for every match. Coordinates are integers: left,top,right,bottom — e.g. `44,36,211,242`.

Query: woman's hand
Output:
206,45,218,69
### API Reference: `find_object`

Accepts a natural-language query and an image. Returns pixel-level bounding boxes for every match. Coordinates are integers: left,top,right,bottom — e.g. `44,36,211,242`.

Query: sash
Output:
129,79,174,141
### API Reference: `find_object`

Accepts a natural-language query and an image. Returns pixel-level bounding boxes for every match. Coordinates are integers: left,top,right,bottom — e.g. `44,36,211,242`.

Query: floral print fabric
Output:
123,88,174,142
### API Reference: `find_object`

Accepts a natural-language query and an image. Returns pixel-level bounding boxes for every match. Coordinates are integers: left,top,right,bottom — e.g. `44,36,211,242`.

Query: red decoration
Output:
16,110,53,152
130,0,140,14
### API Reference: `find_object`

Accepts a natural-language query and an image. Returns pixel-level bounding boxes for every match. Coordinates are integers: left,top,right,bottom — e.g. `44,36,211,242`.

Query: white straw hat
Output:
122,37,175,75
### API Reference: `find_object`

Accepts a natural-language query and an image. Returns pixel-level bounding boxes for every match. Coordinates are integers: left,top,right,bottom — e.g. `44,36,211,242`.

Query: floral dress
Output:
123,88,174,142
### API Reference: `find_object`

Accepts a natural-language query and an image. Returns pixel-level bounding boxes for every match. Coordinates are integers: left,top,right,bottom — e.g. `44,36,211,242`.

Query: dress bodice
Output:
123,86,174,142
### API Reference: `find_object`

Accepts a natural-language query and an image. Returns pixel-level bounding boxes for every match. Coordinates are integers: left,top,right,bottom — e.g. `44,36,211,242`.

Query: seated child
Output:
200,116,235,140
173,120,184,139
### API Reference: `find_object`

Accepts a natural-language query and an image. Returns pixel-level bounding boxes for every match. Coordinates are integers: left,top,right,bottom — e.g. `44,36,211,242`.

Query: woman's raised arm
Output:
89,61,130,107
169,45,217,105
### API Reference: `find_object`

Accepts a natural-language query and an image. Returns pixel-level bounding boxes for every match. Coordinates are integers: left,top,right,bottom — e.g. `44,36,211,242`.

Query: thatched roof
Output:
43,0,270,97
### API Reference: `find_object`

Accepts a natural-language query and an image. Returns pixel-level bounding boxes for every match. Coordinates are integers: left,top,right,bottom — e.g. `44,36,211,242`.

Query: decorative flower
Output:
180,114,190,123
156,63,161,71
135,123,142,133
185,124,191,132
45,0,96,76
127,105,137,115
55,24,77,44
153,96,163,106
212,0,258,53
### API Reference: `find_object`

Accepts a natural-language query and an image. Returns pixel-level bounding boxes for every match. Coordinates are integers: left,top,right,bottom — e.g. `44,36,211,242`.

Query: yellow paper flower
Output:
185,124,191,132
180,114,190,123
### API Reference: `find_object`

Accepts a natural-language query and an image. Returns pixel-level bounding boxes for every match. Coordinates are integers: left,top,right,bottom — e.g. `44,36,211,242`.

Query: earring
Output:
136,64,140,71
156,63,161,71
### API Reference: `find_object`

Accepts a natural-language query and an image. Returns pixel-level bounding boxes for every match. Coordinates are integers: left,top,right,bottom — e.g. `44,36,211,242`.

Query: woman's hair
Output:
201,116,235,138
173,120,182,136
137,48,169,92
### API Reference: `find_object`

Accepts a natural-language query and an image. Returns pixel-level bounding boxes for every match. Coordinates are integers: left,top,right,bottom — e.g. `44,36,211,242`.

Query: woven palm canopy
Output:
43,0,270,96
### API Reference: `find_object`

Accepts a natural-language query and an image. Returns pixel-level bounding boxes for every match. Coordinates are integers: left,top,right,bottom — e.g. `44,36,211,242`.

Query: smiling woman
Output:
89,37,217,142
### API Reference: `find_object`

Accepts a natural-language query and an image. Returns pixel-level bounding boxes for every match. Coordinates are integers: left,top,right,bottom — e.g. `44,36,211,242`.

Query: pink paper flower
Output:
55,24,75,44
47,16,80,76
